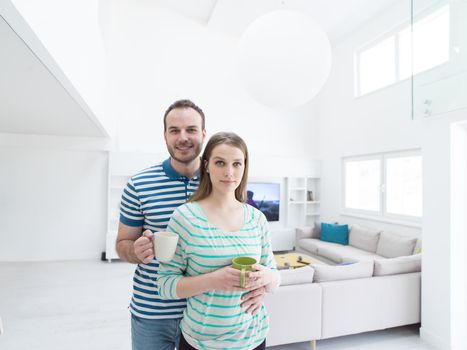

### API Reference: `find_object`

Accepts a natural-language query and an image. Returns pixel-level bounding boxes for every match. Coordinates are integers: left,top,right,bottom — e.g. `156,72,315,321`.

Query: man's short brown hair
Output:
163,99,205,130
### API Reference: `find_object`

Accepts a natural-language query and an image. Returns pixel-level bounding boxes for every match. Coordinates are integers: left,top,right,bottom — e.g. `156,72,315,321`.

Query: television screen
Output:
246,182,280,221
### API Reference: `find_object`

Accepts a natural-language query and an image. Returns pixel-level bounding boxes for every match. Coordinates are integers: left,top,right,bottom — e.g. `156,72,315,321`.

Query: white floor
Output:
0,260,437,350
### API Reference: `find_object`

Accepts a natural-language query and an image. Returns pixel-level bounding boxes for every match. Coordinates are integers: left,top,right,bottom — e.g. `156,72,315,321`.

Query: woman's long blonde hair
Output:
188,132,249,203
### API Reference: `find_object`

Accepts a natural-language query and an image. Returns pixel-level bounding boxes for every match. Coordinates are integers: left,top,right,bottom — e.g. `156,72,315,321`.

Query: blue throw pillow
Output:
320,223,349,245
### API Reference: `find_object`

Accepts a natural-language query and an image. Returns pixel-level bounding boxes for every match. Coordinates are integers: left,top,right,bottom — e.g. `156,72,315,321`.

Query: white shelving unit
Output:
286,176,321,229
305,177,321,227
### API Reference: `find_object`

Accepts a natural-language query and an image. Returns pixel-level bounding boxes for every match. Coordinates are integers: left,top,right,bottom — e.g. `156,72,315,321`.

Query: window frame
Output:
355,33,400,97
342,149,422,224
383,149,423,222
354,3,450,97
342,154,383,217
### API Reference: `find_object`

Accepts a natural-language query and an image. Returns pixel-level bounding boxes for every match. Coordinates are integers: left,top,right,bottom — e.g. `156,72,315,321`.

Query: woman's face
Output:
206,144,245,196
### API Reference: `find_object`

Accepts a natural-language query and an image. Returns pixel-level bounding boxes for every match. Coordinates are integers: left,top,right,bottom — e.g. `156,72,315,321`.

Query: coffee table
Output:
274,252,325,269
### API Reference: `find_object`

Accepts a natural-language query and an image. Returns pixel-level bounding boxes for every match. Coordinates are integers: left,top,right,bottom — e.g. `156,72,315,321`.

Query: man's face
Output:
164,107,206,165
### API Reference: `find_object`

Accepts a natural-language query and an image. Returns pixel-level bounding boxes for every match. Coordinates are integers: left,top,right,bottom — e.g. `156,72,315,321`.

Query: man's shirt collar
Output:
162,158,200,180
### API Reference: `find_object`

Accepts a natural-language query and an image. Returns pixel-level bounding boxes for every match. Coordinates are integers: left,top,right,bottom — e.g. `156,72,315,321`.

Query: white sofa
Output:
296,223,421,264
265,223,422,348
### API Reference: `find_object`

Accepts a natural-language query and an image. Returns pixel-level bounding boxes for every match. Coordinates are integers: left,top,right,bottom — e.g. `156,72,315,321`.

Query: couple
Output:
117,99,280,350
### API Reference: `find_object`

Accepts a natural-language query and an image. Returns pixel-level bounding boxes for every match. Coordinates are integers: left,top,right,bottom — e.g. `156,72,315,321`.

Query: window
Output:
355,4,450,96
344,158,381,212
385,154,423,217
358,37,396,95
343,150,422,221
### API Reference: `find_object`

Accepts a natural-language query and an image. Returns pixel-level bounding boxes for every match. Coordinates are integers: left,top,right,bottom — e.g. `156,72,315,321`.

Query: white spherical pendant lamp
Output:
237,10,333,109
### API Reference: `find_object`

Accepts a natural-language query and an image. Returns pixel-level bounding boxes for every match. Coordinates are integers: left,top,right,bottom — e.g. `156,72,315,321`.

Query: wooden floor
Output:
0,260,437,350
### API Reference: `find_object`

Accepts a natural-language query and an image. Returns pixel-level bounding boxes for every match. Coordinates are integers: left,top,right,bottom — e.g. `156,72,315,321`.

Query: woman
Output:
158,132,280,350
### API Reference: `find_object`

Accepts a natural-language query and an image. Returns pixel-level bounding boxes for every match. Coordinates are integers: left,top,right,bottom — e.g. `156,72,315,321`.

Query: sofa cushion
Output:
320,223,349,245
341,254,381,263
319,244,381,264
318,246,345,263
279,266,315,286
348,224,381,253
297,238,320,254
312,261,374,282
376,233,418,258
297,238,383,263
298,238,345,256
374,254,421,276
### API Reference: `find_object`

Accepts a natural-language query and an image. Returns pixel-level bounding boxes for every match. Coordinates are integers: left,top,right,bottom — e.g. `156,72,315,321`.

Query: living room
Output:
0,0,466,349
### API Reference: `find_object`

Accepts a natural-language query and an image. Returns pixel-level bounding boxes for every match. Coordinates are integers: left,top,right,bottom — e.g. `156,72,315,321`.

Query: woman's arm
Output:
174,266,247,298
160,261,252,299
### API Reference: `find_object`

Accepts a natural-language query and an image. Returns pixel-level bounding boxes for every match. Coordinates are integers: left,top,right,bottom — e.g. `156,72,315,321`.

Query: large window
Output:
343,150,422,222
355,4,450,96
344,157,381,211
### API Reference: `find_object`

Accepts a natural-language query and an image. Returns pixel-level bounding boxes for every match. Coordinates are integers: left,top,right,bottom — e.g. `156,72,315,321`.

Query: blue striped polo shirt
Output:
119,158,199,319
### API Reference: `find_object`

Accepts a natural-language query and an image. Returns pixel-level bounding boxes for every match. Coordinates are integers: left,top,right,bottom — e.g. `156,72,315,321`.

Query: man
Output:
116,99,266,350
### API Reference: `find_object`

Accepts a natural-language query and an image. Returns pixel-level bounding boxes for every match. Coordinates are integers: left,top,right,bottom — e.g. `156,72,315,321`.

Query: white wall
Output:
418,114,467,350
315,0,421,236
420,115,452,348
0,1,321,261
450,121,467,349
0,1,113,261
315,0,467,348
419,111,467,350
103,1,322,252
11,0,115,137
0,135,109,261
106,0,319,160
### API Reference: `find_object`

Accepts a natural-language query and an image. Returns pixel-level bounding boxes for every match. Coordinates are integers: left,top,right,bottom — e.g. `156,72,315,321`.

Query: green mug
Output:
232,256,257,288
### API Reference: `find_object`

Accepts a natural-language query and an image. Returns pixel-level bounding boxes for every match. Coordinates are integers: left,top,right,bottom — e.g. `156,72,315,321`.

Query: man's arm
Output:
116,222,152,264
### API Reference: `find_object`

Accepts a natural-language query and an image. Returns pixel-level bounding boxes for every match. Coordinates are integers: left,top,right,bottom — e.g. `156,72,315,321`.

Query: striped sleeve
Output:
119,178,144,227
157,208,188,299
259,213,280,285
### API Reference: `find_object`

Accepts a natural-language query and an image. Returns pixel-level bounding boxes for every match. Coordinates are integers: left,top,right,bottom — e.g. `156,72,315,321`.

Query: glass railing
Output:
412,0,467,118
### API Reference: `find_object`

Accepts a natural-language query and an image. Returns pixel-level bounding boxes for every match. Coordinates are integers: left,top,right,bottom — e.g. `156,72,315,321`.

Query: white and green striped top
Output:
158,201,278,350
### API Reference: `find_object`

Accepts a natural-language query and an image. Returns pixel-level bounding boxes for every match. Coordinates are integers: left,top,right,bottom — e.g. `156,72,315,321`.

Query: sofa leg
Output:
310,339,316,350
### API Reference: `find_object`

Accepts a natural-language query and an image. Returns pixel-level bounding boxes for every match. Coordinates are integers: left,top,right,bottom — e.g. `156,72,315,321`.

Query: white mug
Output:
153,231,179,263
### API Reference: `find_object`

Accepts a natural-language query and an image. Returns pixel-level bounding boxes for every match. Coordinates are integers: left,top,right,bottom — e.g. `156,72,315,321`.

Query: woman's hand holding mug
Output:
243,264,277,291
208,266,246,292
231,257,257,288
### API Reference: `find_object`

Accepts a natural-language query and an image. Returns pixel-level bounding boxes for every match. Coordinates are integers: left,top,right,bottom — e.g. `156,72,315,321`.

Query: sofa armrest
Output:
296,225,319,241
296,226,313,240
265,283,322,346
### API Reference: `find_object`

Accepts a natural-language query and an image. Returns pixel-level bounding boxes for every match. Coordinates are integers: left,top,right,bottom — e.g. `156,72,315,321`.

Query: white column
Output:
450,121,467,349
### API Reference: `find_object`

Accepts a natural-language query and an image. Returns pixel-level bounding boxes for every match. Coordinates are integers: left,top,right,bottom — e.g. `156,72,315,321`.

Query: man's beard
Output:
167,141,202,165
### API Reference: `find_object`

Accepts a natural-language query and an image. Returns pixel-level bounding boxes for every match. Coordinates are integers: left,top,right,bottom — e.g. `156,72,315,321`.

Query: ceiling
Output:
0,0,399,138
0,1,107,138
163,0,399,44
